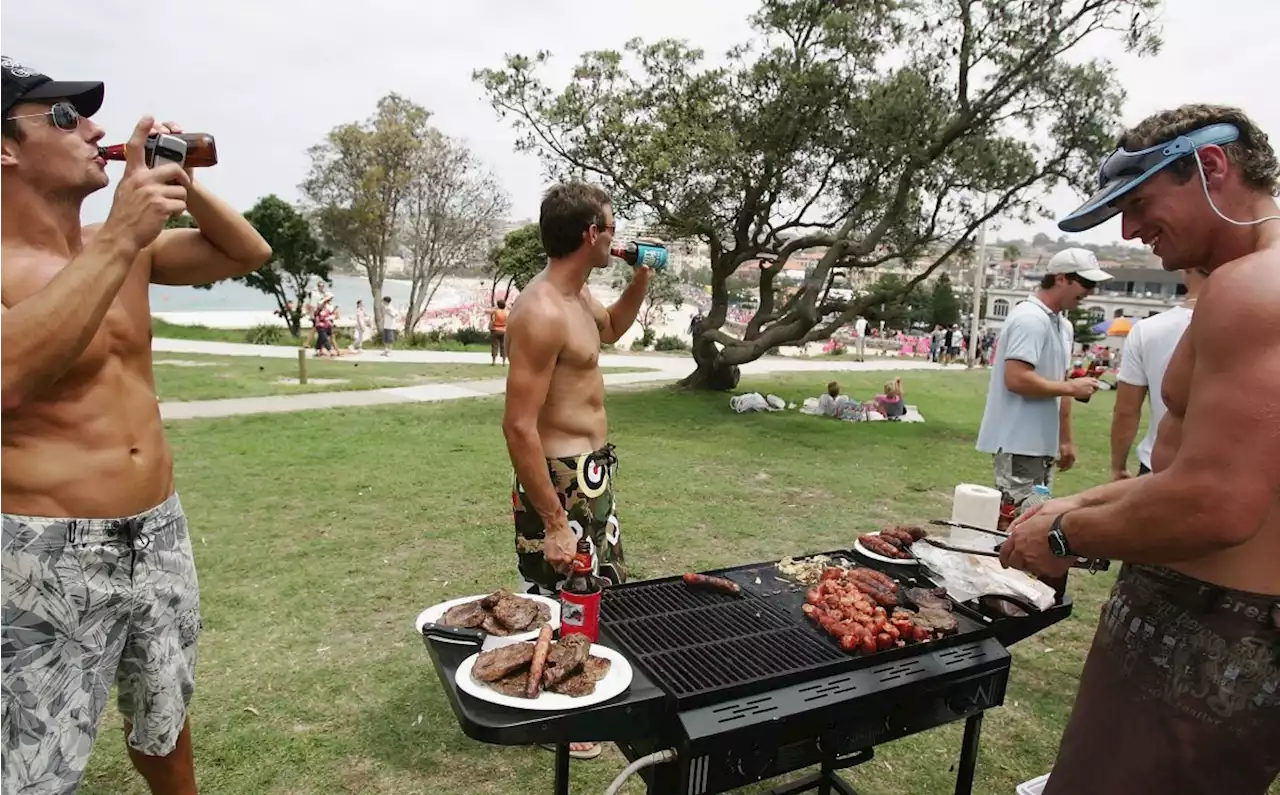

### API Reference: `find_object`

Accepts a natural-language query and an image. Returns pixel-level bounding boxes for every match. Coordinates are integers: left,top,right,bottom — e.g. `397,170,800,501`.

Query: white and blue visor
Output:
1058,123,1241,233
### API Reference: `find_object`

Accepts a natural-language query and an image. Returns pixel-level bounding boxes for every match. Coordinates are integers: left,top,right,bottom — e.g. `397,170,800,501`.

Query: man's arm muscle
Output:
502,301,567,524
1,231,140,410
1066,263,1280,561
149,182,271,286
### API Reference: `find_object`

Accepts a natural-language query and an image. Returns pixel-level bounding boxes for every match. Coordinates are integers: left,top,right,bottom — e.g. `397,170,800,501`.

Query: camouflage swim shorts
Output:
2,493,201,795
513,444,627,595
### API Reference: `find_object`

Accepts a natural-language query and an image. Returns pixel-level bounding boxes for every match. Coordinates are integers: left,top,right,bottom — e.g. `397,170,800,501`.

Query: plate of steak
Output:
416,592,560,650
457,640,633,711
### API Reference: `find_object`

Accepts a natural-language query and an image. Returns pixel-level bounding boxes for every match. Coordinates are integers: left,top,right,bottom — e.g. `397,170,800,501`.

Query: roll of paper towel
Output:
950,484,1002,548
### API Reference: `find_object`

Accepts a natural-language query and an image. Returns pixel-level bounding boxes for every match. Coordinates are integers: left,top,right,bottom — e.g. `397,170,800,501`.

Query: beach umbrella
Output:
1106,317,1134,336
1090,319,1110,334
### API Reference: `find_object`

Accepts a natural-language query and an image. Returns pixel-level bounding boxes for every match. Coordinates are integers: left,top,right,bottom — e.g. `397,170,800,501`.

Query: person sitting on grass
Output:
867,377,906,419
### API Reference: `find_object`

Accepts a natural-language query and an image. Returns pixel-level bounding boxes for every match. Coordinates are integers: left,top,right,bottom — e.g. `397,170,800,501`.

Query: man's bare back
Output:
510,271,611,458
2,228,172,518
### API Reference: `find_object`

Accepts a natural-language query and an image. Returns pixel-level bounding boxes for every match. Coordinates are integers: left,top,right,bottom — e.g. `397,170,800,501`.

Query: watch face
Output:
1049,530,1068,557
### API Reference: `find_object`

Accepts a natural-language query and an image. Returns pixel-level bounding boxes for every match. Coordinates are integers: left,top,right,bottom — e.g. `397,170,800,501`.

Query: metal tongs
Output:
924,520,1111,572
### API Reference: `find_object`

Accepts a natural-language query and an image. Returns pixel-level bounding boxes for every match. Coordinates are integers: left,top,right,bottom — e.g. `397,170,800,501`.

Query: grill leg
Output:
555,743,570,795
954,712,984,795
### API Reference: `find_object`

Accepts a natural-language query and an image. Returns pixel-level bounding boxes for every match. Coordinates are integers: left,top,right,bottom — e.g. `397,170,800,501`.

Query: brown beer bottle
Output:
98,133,218,168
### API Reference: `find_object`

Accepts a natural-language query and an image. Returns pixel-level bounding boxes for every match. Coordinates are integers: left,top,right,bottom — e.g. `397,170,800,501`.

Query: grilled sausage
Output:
526,625,554,699
683,573,742,596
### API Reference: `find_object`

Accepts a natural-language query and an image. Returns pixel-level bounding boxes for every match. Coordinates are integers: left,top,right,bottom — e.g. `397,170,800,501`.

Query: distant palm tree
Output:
1003,244,1020,263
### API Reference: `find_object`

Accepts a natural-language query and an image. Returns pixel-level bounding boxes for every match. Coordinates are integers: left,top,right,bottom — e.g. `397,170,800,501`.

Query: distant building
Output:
983,265,1187,331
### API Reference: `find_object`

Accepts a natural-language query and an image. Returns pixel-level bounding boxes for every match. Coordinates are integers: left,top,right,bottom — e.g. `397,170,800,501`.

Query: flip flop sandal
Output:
539,742,603,760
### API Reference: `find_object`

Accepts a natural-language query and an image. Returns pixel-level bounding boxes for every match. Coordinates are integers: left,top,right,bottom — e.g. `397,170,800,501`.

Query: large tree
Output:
400,131,510,333
475,0,1160,389
241,195,333,337
301,93,430,330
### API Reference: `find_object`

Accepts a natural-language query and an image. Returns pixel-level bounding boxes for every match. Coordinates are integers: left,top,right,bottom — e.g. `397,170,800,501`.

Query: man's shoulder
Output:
1200,251,1280,343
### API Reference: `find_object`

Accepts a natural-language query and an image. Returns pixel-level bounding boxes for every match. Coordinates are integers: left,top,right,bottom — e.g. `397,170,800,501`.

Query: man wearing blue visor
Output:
1002,105,1280,795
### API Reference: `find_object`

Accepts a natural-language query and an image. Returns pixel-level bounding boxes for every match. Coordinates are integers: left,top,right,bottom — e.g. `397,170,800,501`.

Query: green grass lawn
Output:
78,370,1154,795
152,353,648,402
152,318,493,354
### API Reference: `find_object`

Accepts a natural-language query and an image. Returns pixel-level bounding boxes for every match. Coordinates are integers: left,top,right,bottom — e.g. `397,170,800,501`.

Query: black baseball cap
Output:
2,55,103,119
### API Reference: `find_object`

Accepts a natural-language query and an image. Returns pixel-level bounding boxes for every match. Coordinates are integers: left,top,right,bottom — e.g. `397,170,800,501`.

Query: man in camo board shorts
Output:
502,182,650,598
1,58,271,794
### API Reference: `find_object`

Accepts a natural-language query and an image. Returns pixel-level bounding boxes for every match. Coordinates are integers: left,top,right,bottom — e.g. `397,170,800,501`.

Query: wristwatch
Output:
1048,513,1074,557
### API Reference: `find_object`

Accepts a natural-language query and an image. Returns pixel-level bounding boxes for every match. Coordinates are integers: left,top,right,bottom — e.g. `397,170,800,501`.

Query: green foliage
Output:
1069,307,1102,346
165,214,198,230
860,273,931,330
238,195,333,337
654,334,689,352
244,324,289,346
490,223,546,296
929,272,962,328
301,93,433,330
451,326,490,346
474,0,1161,387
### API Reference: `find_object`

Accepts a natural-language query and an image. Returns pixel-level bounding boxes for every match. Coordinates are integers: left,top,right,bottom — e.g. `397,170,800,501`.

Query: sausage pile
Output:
802,567,942,654
857,524,927,560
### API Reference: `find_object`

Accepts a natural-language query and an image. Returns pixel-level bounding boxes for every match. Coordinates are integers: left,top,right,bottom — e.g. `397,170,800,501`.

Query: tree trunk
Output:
677,335,741,391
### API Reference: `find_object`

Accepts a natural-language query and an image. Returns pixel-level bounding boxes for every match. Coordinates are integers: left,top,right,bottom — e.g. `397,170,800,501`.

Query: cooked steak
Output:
481,614,507,636
905,587,951,612
490,671,533,698
471,643,534,682
542,634,591,687
480,589,512,609
549,655,612,697
914,607,959,635
493,596,539,632
536,602,551,623
441,601,486,628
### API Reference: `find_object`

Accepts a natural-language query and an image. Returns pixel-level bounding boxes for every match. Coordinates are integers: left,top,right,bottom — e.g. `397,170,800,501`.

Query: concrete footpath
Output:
154,338,947,420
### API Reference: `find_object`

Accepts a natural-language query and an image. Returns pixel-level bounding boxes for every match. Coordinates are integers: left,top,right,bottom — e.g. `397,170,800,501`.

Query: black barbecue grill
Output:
422,550,1072,795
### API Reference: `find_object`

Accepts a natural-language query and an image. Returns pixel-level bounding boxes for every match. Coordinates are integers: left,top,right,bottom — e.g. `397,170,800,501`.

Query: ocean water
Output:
148,275,459,313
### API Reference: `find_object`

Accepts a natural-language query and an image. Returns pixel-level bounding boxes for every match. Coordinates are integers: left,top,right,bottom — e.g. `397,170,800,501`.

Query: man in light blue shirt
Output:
976,248,1110,518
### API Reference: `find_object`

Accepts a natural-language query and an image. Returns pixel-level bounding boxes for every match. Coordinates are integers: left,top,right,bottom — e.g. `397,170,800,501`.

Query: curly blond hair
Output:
1119,105,1279,194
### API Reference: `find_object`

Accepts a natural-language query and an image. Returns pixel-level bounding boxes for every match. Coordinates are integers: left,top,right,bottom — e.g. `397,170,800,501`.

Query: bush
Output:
654,334,688,352
245,324,288,345
826,343,847,356
630,338,649,352
601,342,617,352
407,330,446,348
639,327,656,348
452,326,489,346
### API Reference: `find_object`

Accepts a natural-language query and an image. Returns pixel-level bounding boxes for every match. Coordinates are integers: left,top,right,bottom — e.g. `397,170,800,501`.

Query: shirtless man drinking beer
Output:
1000,105,1280,795
502,182,650,597
1,58,271,794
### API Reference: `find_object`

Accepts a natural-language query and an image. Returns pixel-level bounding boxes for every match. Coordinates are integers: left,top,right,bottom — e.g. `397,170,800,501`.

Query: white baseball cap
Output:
1045,248,1112,283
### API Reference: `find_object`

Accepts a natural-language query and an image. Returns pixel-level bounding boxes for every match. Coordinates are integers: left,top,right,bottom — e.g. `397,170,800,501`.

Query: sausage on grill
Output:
683,573,742,596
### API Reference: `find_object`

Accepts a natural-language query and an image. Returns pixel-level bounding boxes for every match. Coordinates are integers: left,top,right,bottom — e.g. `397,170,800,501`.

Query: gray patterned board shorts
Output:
2,493,201,795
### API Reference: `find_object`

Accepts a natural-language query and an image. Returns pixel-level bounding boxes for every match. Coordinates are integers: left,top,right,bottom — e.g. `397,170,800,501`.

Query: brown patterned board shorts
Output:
513,444,626,596
1043,564,1280,795
2,494,201,795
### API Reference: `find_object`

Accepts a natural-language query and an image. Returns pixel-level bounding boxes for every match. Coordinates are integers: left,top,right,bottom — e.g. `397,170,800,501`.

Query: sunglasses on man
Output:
1068,274,1099,291
6,100,81,131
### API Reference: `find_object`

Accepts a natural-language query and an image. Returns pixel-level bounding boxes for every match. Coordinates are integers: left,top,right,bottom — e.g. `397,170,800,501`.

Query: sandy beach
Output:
151,274,880,357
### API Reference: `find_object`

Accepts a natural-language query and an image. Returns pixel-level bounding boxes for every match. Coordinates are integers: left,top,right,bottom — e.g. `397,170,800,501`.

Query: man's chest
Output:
3,250,154,379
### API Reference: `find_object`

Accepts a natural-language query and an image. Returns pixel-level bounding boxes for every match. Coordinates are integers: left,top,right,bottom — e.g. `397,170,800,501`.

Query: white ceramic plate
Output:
456,642,633,711
853,532,919,566
416,594,560,651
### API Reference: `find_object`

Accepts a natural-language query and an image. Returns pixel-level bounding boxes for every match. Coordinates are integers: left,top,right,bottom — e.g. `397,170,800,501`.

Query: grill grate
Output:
602,578,847,708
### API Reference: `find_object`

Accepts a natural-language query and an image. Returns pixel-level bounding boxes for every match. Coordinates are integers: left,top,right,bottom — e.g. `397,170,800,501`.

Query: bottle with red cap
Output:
559,539,603,642
99,133,218,168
